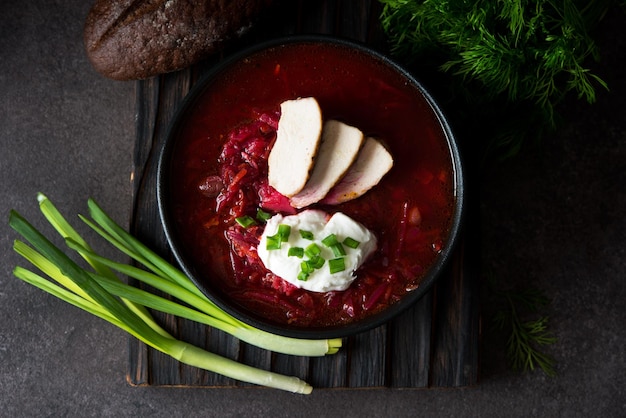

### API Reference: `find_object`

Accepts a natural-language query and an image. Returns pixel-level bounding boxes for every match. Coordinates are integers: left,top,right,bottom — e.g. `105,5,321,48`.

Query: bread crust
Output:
84,0,274,80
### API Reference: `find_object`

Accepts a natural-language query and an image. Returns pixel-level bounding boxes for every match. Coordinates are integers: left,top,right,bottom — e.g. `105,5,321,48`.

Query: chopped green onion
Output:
266,224,290,250
307,255,325,270
329,243,346,257
328,258,346,274
304,243,321,258
8,194,345,394
299,230,314,240
256,208,271,222
288,247,304,258
297,271,309,281
300,260,314,274
265,234,281,250
343,237,361,249
235,215,257,228
321,234,339,247
278,224,291,241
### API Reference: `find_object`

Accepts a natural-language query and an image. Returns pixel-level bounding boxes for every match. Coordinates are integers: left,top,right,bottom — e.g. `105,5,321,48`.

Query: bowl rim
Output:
157,34,466,339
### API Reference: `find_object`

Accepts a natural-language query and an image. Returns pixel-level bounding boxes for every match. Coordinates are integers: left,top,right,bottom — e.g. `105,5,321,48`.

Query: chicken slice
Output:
290,120,364,208
268,97,323,197
321,137,394,205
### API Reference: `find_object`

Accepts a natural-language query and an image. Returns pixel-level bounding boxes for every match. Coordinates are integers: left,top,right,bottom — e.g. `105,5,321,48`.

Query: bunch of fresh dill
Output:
379,0,614,159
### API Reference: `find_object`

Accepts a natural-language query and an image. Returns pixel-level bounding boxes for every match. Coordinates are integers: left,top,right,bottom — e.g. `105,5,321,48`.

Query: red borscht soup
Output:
164,39,460,333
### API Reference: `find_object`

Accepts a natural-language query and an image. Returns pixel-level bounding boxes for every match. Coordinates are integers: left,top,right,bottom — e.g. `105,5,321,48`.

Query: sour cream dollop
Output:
257,210,377,292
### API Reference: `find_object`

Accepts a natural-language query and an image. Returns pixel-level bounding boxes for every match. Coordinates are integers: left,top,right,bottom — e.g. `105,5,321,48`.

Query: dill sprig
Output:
489,278,557,377
379,0,613,158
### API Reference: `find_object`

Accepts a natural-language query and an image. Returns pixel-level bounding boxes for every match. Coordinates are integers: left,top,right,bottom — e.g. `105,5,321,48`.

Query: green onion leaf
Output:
266,234,281,250
304,243,321,258
321,234,339,247
343,237,360,249
288,247,304,258
83,199,342,355
297,271,310,281
300,260,314,274
308,255,325,270
278,224,291,241
328,258,346,274
330,243,346,257
299,230,314,240
8,195,347,392
235,215,256,228
256,208,271,222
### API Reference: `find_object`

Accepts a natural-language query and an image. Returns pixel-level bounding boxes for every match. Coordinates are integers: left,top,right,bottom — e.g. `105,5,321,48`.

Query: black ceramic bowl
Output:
157,35,464,339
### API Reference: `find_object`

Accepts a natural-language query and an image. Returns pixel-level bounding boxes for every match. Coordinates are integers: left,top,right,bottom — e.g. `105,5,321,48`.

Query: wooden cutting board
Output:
126,0,480,389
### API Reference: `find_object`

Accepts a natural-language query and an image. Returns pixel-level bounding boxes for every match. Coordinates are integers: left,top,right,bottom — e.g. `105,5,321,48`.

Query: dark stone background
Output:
1,1,623,416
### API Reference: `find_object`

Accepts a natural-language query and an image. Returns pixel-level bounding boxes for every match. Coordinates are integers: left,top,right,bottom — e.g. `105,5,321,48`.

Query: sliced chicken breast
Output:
268,97,323,197
321,137,394,205
290,120,364,209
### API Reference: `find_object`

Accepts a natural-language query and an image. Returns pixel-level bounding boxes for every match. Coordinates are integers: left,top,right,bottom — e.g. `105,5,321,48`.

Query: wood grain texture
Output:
127,0,479,389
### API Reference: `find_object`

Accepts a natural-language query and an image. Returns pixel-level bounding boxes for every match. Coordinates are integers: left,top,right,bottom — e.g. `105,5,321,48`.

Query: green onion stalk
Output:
9,193,343,393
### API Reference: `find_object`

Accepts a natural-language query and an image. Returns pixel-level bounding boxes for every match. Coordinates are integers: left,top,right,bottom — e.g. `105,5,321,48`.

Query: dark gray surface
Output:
1,1,624,417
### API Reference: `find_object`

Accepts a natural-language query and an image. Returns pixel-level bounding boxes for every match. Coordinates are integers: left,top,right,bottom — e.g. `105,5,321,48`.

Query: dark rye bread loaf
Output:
84,0,274,80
